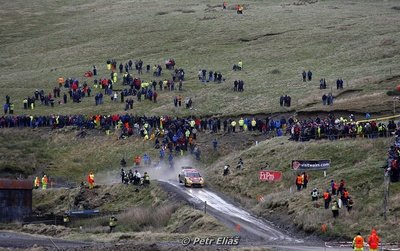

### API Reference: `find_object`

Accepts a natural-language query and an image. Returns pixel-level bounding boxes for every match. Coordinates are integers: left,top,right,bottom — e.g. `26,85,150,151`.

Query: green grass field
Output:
2,0,400,244
1,0,399,117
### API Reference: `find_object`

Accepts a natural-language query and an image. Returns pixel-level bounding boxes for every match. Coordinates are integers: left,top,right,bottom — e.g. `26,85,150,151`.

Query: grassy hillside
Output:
2,0,400,245
3,125,398,241
203,136,400,241
1,0,399,117
0,127,161,180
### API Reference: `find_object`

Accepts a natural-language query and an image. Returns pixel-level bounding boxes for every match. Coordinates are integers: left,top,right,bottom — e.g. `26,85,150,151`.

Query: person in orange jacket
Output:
88,172,95,189
34,177,40,189
368,229,380,251
295,174,303,191
323,189,331,209
342,188,350,206
352,232,364,251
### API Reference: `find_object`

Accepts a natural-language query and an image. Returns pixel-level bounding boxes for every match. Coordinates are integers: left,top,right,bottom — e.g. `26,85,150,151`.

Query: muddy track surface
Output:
158,181,292,242
158,181,355,250
160,181,307,243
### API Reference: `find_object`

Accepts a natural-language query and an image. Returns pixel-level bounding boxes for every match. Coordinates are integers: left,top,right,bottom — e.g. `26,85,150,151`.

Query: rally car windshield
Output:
186,172,201,177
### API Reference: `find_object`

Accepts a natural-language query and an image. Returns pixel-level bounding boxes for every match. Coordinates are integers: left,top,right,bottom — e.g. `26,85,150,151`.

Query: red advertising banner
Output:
259,171,282,182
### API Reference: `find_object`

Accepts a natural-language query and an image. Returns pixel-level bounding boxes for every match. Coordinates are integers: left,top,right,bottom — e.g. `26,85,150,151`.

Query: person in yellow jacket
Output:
317,126,321,138
238,118,244,131
109,216,118,233
116,120,123,129
41,175,48,190
352,232,364,251
357,124,363,138
34,177,40,189
160,116,164,129
251,119,256,131
112,72,118,84
231,120,237,133
238,61,243,70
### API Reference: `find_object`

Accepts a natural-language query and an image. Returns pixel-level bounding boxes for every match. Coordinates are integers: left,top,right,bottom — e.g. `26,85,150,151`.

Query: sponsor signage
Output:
291,160,330,170
259,171,282,182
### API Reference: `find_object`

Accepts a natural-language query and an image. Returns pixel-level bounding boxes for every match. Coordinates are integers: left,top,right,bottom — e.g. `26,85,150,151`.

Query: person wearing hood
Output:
368,228,380,251
352,232,364,251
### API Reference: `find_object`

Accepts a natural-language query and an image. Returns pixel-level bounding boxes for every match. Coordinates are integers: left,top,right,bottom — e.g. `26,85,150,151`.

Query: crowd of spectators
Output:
288,116,397,141
386,136,400,182
1,113,398,142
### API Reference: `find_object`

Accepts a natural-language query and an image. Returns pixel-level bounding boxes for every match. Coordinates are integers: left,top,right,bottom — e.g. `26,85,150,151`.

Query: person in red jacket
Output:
87,171,95,189
134,156,141,166
368,228,380,251
331,179,339,195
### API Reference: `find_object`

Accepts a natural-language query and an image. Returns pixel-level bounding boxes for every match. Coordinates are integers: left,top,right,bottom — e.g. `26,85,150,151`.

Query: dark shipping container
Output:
0,179,33,222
